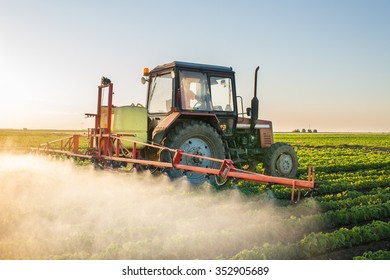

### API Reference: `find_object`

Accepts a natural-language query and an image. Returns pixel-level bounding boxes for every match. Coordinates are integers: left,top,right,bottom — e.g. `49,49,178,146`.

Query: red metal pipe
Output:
96,86,102,129
107,83,113,135
102,154,314,190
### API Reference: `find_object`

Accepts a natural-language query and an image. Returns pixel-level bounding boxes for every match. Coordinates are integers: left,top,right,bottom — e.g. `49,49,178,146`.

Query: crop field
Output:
0,130,389,260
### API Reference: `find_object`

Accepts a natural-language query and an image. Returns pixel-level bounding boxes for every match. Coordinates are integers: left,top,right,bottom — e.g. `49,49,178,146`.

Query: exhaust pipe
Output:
250,66,260,128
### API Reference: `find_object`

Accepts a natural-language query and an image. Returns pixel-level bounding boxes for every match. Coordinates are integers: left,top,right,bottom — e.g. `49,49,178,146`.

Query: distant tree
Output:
292,129,300,133
313,129,318,133
308,129,312,133
301,128,306,133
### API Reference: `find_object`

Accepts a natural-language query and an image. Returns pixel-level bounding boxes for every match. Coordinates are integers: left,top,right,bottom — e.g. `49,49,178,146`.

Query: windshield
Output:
148,73,173,113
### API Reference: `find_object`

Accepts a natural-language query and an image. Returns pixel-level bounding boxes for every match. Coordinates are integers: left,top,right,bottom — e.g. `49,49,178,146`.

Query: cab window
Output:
210,76,234,112
180,71,211,111
148,73,173,113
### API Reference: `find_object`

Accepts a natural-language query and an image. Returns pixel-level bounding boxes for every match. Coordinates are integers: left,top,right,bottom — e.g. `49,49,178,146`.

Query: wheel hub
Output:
276,153,293,175
180,138,211,167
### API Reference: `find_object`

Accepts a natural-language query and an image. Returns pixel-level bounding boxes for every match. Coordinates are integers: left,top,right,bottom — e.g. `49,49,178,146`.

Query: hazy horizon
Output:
1,128,389,134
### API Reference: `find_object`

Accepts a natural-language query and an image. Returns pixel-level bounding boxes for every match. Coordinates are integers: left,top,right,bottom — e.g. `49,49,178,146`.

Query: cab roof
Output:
150,61,234,74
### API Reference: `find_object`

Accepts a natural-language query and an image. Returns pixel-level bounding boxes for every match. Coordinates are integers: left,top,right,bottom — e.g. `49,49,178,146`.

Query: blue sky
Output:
1,0,389,131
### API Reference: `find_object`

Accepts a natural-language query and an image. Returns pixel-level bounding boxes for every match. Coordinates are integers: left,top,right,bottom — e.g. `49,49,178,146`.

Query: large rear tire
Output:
263,142,298,178
163,121,225,185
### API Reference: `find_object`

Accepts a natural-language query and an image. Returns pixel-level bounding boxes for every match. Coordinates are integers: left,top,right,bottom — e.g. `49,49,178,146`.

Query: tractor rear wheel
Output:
263,142,298,178
163,121,225,185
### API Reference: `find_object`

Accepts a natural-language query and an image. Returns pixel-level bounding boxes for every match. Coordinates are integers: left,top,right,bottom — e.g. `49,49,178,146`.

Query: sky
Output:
1,0,389,132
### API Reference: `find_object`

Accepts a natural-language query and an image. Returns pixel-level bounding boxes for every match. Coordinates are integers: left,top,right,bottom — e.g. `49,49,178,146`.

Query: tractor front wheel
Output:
263,142,298,178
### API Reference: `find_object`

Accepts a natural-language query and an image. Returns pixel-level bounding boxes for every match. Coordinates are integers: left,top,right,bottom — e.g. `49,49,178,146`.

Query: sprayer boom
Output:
34,133,317,204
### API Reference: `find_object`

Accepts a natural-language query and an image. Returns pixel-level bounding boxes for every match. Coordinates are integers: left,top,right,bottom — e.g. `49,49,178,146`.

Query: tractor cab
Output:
143,61,238,140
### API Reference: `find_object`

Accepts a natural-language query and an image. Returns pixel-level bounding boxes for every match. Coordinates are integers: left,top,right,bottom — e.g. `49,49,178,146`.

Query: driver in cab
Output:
181,79,198,109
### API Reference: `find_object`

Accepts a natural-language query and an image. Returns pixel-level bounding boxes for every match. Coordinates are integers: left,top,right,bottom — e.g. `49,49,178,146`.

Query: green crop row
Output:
275,133,390,148
301,201,390,229
225,201,390,250
317,193,390,211
317,179,390,195
317,167,390,182
315,186,390,202
274,201,390,240
268,165,390,200
296,147,390,174
353,250,390,260
232,220,390,260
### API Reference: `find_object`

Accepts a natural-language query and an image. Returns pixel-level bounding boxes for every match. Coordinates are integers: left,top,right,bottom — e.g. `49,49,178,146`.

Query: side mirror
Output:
246,107,251,116
141,77,148,84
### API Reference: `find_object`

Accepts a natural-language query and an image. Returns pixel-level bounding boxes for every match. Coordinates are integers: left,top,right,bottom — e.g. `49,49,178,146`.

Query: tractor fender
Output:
152,112,221,144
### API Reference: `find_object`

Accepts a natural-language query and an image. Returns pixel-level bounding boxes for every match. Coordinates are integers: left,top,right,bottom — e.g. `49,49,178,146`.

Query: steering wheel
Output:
193,95,207,110
193,100,203,110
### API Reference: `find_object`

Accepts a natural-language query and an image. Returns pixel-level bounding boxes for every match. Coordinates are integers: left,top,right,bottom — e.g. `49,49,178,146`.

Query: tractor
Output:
134,61,299,185
36,61,314,202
